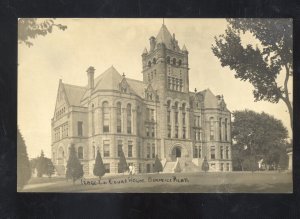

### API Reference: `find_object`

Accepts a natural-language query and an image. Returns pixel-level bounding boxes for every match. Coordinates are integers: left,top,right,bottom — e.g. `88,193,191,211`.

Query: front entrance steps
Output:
163,158,202,173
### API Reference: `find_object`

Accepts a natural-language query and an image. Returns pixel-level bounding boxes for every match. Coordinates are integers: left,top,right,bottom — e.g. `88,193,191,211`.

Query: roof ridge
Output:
63,82,86,89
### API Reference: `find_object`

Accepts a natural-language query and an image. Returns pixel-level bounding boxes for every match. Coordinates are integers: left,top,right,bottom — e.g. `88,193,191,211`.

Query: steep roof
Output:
127,78,147,98
62,83,86,106
200,89,219,108
94,66,123,91
155,24,181,51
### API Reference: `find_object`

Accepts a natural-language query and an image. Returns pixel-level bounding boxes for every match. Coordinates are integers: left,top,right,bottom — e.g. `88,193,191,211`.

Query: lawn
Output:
21,171,293,193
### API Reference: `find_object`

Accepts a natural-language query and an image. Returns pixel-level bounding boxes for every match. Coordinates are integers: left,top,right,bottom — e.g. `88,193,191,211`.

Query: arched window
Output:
102,101,109,133
209,117,214,140
182,103,186,125
127,104,132,134
153,58,156,64
172,58,176,65
167,100,171,124
78,146,83,159
116,102,122,133
167,100,171,109
219,118,222,141
148,61,151,67
225,118,228,141
174,102,179,124
166,56,170,64
178,59,182,66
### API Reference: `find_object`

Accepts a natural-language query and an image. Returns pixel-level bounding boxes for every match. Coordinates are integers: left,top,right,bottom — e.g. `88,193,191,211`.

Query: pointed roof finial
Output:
194,88,197,93
122,72,125,77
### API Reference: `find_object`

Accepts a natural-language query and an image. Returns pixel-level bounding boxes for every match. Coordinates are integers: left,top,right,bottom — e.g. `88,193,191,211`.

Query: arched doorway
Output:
171,146,182,161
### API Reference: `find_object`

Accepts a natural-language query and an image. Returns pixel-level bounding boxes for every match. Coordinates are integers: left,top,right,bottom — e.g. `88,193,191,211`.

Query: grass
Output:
21,171,293,193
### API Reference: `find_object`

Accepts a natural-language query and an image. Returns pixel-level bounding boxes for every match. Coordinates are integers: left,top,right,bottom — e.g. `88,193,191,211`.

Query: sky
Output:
18,18,293,159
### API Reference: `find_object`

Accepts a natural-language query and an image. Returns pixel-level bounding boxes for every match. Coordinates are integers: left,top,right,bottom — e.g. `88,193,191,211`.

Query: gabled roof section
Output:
94,66,123,91
155,24,181,51
127,78,147,98
63,83,86,106
201,88,219,108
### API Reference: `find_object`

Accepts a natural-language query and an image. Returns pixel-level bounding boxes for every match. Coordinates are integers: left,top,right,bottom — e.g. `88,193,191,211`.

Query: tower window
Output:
166,56,170,64
178,59,182,66
153,58,156,64
148,61,151,67
172,58,176,65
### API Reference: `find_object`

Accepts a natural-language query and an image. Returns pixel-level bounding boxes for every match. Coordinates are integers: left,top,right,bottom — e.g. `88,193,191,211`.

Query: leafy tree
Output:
17,128,31,190
36,150,48,177
201,156,209,172
153,155,163,173
18,18,67,47
66,145,84,184
93,150,105,180
45,158,55,178
118,149,128,174
232,110,288,171
212,19,293,130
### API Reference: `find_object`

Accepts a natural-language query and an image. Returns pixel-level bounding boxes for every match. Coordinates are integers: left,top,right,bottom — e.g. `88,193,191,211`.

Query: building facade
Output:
51,24,232,176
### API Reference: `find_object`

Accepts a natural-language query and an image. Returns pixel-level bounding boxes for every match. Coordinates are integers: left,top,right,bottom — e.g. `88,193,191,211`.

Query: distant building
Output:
51,24,232,175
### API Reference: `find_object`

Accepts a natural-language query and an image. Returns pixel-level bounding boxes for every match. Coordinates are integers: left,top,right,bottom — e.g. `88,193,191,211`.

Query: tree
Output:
93,150,105,180
201,156,209,172
66,145,84,184
18,18,67,47
118,149,128,174
36,150,48,177
17,128,31,190
153,155,163,173
45,158,55,178
212,19,293,130
232,110,288,171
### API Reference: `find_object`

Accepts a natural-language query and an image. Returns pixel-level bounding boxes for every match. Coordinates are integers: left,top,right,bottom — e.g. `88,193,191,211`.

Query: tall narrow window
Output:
167,56,170,64
193,147,198,158
167,111,171,123
199,146,201,158
168,125,171,138
173,58,176,65
175,126,178,138
219,118,222,141
151,126,155,137
102,102,109,133
225,118,228,141
175,112,178,124
78,146,83,159
146,126,149,137
117,102,122,133
210,146,215,160
128,141,133,158
220,163,224,171
127,104,132,134
209,117,214,140
226,146,229,159
226,163,230,171
103,140,110,157
146,144,151,158
197,116,200,127
182,113,186,125
77,121,83,136
117,140,122,157
152,144,155,158
183,127,186,139
220,146,224,159
150,109,155,121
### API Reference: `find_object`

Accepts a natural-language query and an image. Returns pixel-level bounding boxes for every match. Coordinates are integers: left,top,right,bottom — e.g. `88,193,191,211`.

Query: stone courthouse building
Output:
51,24,232,175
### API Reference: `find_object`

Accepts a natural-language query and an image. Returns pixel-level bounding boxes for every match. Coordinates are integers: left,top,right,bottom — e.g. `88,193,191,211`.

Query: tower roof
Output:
155,24,180,51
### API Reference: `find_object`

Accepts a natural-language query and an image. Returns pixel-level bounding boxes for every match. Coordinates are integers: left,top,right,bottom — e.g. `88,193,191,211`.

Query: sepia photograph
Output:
17,18,293,193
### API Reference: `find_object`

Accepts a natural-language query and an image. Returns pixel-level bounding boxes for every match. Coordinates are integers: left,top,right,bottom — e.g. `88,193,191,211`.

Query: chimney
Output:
87,66,95,89
149,36,156,51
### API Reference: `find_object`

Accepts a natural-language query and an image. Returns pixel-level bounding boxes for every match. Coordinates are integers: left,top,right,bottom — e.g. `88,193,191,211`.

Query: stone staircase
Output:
181,160,201,172
163,161,176,173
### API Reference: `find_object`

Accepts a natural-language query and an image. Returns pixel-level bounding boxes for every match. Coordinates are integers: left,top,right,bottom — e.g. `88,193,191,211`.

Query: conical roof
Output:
155,24,180,51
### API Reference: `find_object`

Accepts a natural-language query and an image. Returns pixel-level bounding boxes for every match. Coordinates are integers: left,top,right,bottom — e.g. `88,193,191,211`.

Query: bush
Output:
66,144,84,183
93,150,105,179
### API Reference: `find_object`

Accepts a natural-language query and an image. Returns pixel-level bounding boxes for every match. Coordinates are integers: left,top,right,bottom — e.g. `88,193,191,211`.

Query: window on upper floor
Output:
153,58,156,64
219,118,222,141
127,104,132,134
225,118,228,141
211,146,216,160
117,140,123,157
128,141,133,158
172,58,176,65
166,56,170,64
103,140,110,157
117,102,122,133
152,144,155,158
178,59,182,66
148,61,151,67
210,117,214,141
102,101,109,133
77,121,83,136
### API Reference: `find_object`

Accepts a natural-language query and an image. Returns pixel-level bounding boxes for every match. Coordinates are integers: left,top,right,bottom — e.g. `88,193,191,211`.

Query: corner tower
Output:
142,24,190,99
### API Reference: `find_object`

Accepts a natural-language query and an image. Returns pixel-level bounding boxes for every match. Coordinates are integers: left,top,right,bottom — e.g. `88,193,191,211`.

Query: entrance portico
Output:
169,143,189,161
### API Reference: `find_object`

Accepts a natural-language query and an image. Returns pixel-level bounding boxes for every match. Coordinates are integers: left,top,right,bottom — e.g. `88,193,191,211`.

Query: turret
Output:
149,36,156,51
87,66,95,90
